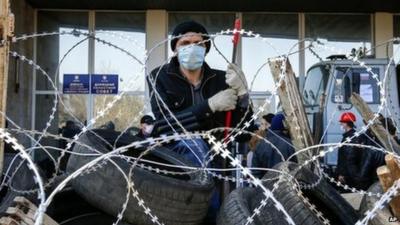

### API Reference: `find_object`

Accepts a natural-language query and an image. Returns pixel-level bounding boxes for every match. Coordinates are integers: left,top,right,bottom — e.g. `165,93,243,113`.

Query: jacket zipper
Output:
168,71,217,106
200,73,217,101
190,85,195,106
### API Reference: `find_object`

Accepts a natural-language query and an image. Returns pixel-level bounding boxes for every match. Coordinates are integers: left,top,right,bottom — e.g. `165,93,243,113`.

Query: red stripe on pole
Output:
224,18,241,142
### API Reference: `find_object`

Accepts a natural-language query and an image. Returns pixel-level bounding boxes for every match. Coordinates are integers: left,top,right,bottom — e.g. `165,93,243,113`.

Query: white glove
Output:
208,89,238,112
226,63,248,96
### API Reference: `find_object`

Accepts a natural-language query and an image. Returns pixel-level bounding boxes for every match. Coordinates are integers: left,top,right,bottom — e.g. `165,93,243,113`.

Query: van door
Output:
302,65,329,139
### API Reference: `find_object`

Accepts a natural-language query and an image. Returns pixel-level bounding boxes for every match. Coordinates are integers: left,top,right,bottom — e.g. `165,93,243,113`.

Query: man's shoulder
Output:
208,67,226,77
150,64,169,78
255,139,272,154
211,67,225,74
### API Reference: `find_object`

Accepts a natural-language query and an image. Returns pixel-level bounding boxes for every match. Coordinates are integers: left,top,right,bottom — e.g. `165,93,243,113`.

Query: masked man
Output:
147,20,253,166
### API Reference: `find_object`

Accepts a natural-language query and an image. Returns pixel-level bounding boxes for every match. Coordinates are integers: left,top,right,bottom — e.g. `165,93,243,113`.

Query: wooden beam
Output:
377,156,400,219
377,165,394,191
386,154,400,181
0,0,14,175
350,93,400,154
0,197,60,225
269,58,314,163
15,197,59,225
0,217,20,225
385,154,400,218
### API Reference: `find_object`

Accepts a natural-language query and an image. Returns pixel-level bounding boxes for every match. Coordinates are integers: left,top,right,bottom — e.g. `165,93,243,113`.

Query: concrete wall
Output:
374,13,394,58
7,0,35,147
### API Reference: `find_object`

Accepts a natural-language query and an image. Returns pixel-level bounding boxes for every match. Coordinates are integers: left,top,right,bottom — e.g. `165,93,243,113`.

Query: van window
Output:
303,66,328,106
332,67,380,104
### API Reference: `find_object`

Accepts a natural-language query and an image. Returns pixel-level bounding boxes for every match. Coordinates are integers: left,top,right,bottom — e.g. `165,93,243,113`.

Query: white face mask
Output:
340,125,346,132
177,45,206,70
144,125,154,135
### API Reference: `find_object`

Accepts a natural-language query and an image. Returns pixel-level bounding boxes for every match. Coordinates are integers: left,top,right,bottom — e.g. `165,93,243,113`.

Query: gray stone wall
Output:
7,0,34,147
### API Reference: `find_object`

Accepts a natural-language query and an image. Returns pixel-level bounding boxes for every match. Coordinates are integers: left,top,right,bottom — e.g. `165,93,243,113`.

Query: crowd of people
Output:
134,108,399,194
245,111,399,191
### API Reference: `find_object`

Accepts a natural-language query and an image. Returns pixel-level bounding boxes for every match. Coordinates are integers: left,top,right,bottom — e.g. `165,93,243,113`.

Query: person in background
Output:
252,114,296,178
247,113,275,168
351,116,396,190
248,113,275,150
58,120,81,171
380,115,399,144
135,115,155,139
336,112,358,187
100,121,116,131
59,120,81,149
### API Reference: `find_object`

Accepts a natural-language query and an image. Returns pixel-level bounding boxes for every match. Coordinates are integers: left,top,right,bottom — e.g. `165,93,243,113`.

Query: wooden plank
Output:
6,207,34,225
385,154,400,218
12,197,59,225
377,165,400,218
269,58,315,163
0,217,20,225
0,0,14,175
13,197,37,220
377,165,394,192
386,154,400,181
350,93,400,154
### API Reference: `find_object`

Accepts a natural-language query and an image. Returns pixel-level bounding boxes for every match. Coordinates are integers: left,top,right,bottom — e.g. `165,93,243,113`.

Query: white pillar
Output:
374,13,394,58
146,10,168,71
145,10,168,114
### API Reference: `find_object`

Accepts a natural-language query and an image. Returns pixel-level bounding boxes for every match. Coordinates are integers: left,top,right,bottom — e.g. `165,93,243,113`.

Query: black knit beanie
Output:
171,20,211,53
262,113,275,124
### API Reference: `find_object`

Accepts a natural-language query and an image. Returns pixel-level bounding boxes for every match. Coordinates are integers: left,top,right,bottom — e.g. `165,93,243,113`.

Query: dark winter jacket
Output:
336,128,357,178
252,130,297,178
148,57,254,139
134,130,147,140
349,130,385,190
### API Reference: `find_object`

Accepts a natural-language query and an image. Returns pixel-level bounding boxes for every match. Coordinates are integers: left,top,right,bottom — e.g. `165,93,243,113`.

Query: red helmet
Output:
339,112,356,123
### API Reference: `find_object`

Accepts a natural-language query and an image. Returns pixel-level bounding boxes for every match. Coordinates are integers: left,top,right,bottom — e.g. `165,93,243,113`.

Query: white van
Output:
302,56,400,166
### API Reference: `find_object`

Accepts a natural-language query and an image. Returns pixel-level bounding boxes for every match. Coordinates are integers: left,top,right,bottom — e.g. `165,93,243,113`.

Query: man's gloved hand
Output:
208,89,238,112
226,63,248,96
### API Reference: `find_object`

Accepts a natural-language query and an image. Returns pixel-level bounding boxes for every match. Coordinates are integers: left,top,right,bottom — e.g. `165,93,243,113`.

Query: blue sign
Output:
63,74,90,94
91,74,119,94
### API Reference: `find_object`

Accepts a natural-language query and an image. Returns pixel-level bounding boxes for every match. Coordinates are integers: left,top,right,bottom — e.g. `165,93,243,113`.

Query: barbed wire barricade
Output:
0,25,399,225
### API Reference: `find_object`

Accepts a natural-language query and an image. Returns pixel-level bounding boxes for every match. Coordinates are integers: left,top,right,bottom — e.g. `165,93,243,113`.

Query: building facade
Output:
7,0,400,152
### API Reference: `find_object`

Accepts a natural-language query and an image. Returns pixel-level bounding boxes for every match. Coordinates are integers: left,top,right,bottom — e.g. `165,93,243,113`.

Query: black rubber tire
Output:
217,187,262,225
58,212,132,225
58,212,115,225
66,129,215,225
359,182,400,225
251,162,359,225
47,187,102,223
0,153,45,215
46,187,134,225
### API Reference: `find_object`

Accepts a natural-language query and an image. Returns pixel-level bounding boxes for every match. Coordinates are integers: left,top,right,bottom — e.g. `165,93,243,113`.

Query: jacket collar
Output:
343,128,356,137
167,57,215,82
